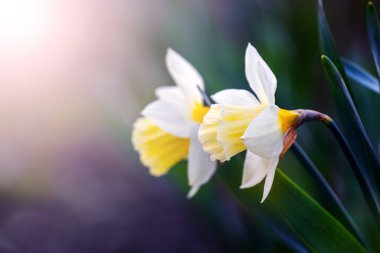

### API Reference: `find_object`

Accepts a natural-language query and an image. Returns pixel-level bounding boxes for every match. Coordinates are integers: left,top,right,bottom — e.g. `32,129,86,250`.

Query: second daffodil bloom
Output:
199,43,301,202
132,48,216,198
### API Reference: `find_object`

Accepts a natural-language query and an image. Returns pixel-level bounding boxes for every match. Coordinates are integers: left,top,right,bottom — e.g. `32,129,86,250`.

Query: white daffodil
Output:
132,48,216,198
199,43,300,202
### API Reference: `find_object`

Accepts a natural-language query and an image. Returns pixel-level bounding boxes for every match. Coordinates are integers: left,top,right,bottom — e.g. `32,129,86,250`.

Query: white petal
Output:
166,48,204,103
154,86,191,108
211,89,260,106
142,99,195,138
155,86,184,100
242,105,283,158
241,151,270,188
261,159,278,203
187,127,217,197
245,43,277,104
187,185,200,199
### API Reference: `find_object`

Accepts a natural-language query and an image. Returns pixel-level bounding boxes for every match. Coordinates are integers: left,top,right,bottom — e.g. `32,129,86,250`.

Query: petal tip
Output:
149,169,166,177
165,48,179,65
166,47,175,55
260,193,269,203
240,183,250,189
246,43,258,54
187,185,200,199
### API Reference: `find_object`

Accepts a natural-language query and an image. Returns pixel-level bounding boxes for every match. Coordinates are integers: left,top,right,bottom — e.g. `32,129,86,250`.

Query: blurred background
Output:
0,0,378,252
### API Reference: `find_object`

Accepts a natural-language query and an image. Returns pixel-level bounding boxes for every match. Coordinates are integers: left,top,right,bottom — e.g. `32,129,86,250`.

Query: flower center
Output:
191,101,210,123
278,109,300,134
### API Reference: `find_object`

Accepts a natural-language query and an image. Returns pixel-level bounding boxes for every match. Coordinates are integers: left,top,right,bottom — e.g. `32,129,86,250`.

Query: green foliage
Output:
219,166,367,253
321,55,380,225
367,2,380,91
291,143,365,245
342,58,379,94
317,0,348,85
318,0,380,213
266,170,366,253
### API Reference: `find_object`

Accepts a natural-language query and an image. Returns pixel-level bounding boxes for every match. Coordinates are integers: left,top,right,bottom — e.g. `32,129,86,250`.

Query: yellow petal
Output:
278,109,300,133
217,105,266,160
198,105,227,161
132,117,190,176
218,104,266,161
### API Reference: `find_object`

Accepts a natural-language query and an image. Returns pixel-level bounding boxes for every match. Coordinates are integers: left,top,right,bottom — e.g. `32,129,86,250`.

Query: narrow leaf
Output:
319,0,380,214
220,166,367,253
321,55,380,220
318,0,348,84
291,143,366,246
342,58,380,94
169,162,308,252
215,177,309,253
367,1,380,92
266,170,367,253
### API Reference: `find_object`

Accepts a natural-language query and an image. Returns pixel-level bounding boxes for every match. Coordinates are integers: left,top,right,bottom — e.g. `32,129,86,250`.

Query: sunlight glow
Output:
0,0,50,45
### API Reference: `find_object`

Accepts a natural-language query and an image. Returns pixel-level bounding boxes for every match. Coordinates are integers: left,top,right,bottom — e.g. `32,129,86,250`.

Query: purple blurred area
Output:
0,1,236,251
0,129,228,253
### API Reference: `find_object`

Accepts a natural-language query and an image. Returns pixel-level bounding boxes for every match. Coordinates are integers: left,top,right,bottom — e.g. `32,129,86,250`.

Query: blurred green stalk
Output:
291,142,367,247
324,118,380,228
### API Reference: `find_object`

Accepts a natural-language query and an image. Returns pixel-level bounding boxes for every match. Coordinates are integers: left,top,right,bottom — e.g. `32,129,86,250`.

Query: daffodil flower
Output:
132,49,216,198
199,43,300,202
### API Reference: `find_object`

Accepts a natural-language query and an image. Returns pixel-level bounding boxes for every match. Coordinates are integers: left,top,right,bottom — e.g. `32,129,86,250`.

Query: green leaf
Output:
321,55,380,220
318,0,348,84
342,58,380,94
319,0,380,221
291,143,366,246
318,0,380,172
267,170,367,253
220,167,367,253
367,1,380,92
169,161,308,252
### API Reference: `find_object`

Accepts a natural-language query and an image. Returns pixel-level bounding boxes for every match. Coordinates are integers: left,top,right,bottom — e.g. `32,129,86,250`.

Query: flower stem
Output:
324,119,380,228
197,85,212,106
291,142,367,247
295,109,380,228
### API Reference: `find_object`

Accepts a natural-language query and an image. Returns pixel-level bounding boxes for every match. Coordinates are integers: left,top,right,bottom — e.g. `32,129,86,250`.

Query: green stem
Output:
291,142,367,247
295,109,380,229
324,119,380,228
197,85,212,106
321,55,380,198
